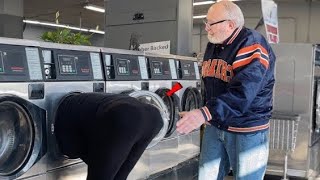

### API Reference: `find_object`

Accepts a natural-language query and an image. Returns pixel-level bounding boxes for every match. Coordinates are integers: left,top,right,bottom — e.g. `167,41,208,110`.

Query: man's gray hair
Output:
220,1,245,27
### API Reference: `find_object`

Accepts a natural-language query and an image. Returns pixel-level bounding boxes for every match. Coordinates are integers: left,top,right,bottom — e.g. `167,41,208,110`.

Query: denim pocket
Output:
242,130,269,146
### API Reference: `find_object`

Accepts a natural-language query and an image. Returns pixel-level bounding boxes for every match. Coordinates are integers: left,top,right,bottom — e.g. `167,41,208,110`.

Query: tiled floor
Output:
149,157,308,180
224,175,307,180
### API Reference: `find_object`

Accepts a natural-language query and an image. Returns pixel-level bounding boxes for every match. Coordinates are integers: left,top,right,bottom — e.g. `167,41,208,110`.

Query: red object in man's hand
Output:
166,82,183,97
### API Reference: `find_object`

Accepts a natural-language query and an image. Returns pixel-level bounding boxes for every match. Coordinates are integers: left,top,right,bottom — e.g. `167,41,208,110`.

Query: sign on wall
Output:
139,41,170,54
261,0,279,43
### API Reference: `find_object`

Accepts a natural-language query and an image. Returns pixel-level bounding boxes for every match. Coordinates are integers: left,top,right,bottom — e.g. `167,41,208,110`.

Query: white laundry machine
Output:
175,55,202,163
100,48,170,180
0,38,47,180
144,52,181,174
38,42,105,179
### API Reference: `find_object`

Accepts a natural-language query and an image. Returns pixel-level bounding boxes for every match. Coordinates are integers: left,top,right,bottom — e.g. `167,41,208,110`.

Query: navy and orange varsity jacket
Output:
200,27,276,133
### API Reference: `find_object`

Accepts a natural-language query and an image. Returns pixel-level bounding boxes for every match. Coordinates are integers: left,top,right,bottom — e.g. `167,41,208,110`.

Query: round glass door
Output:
0,101,34,176
127,91,169,149
192,87,202,108
182,88,200,111
155,88,179,138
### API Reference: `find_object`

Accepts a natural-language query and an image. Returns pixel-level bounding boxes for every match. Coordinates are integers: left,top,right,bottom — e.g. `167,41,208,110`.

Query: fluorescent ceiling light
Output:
89,29,105,34
23,20,41,24
84,4,105,13
193,1,215,6
23,19,105,34
193,15,206,19
39,22,67,28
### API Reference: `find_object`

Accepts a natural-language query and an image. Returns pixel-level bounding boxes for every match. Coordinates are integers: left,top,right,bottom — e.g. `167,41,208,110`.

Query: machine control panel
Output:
0,44,43,82
177,60,200,80
58,55,77,74
117,59,130,75
152,61,163,75
42,49,103,81
147,57,173,80
103,53,147,81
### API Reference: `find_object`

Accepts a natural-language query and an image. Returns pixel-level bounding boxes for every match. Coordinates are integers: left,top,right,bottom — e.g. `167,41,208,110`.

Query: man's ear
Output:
229,20,236,30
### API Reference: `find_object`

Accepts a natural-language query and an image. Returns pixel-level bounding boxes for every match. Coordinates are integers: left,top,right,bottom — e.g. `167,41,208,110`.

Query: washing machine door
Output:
126,90,169,149
181,87,202,111
0,95,46,179
155,88,180,138
193,87,203,107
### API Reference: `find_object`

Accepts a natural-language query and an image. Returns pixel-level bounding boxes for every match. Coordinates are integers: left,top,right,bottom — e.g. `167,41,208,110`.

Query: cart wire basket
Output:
269,112,301,180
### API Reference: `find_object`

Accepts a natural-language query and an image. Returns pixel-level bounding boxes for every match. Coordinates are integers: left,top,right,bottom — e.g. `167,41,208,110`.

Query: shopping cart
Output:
269,112,300,180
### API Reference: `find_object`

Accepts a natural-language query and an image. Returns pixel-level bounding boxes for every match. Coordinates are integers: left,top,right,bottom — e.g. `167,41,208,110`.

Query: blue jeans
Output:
199,125,269,180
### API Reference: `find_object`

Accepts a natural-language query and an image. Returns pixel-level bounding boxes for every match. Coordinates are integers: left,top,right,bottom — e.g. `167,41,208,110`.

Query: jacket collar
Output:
222,26,243,46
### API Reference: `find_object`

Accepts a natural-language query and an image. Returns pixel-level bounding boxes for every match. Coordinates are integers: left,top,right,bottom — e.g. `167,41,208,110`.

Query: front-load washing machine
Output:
144,52,181,174
38,42,105,179
0,38,46,180
100,48,169,180
175,55,202,163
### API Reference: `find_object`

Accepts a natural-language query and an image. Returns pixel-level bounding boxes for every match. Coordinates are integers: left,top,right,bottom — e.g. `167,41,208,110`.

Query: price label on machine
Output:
138,56,148,80
90,52,103,80
25,47,43,80
169,59,177,79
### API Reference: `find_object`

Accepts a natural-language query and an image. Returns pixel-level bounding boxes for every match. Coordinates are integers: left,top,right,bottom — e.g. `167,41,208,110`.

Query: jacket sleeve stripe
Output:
227,123,269,132
202,106,212,121
237,44,268,56
237,48,269,59
236,48,269,61
233,52,269,69
199,108,208,121
260,58,269,69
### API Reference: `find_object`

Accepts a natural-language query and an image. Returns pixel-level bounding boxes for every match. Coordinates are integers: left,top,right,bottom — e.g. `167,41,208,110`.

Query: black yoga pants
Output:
55,93,163,180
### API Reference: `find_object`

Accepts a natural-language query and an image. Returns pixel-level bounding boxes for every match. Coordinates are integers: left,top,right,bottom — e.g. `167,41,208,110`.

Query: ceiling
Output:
23,0,313,31
24,0,105,30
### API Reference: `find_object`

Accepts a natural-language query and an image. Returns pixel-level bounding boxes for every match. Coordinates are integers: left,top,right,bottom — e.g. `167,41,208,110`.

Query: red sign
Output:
261,0,279,44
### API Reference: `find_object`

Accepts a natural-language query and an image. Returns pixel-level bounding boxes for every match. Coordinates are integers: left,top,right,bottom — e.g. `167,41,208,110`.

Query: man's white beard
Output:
207,33,228,44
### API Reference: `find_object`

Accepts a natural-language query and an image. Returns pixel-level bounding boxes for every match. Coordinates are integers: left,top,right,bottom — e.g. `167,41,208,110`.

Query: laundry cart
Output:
267,43,320,179
269,112,300,180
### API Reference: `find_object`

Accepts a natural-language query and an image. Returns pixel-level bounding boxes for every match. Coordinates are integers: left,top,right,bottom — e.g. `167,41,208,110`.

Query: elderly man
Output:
177,1,275,180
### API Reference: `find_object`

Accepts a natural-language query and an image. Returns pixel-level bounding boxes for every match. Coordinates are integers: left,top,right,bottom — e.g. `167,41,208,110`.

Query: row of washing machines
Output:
0,37,202,180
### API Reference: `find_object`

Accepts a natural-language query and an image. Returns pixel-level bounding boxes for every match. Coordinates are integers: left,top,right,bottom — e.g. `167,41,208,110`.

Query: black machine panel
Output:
103,53,148,81
0,44,43,82
177,60,199,80
42,49,103,81
316,47,320,66
147,57,172,80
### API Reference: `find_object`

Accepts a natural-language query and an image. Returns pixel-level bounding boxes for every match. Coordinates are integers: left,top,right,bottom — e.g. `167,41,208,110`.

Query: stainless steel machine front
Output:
100,48,170,180
0,37,203,179
144,52,181,174
39,42,105,180
268,43,320,179
174,56,202,164
0,38,47,180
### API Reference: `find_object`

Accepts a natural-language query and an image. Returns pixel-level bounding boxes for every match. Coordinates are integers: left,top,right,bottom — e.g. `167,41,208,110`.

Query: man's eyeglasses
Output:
203,19,229,27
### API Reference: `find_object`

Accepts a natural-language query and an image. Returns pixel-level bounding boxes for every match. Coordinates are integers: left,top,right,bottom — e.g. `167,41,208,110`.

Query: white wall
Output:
23,24,104,47
192,1,320,54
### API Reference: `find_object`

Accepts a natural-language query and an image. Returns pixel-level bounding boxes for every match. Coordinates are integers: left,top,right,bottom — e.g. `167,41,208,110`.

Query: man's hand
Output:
176,109,205,134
